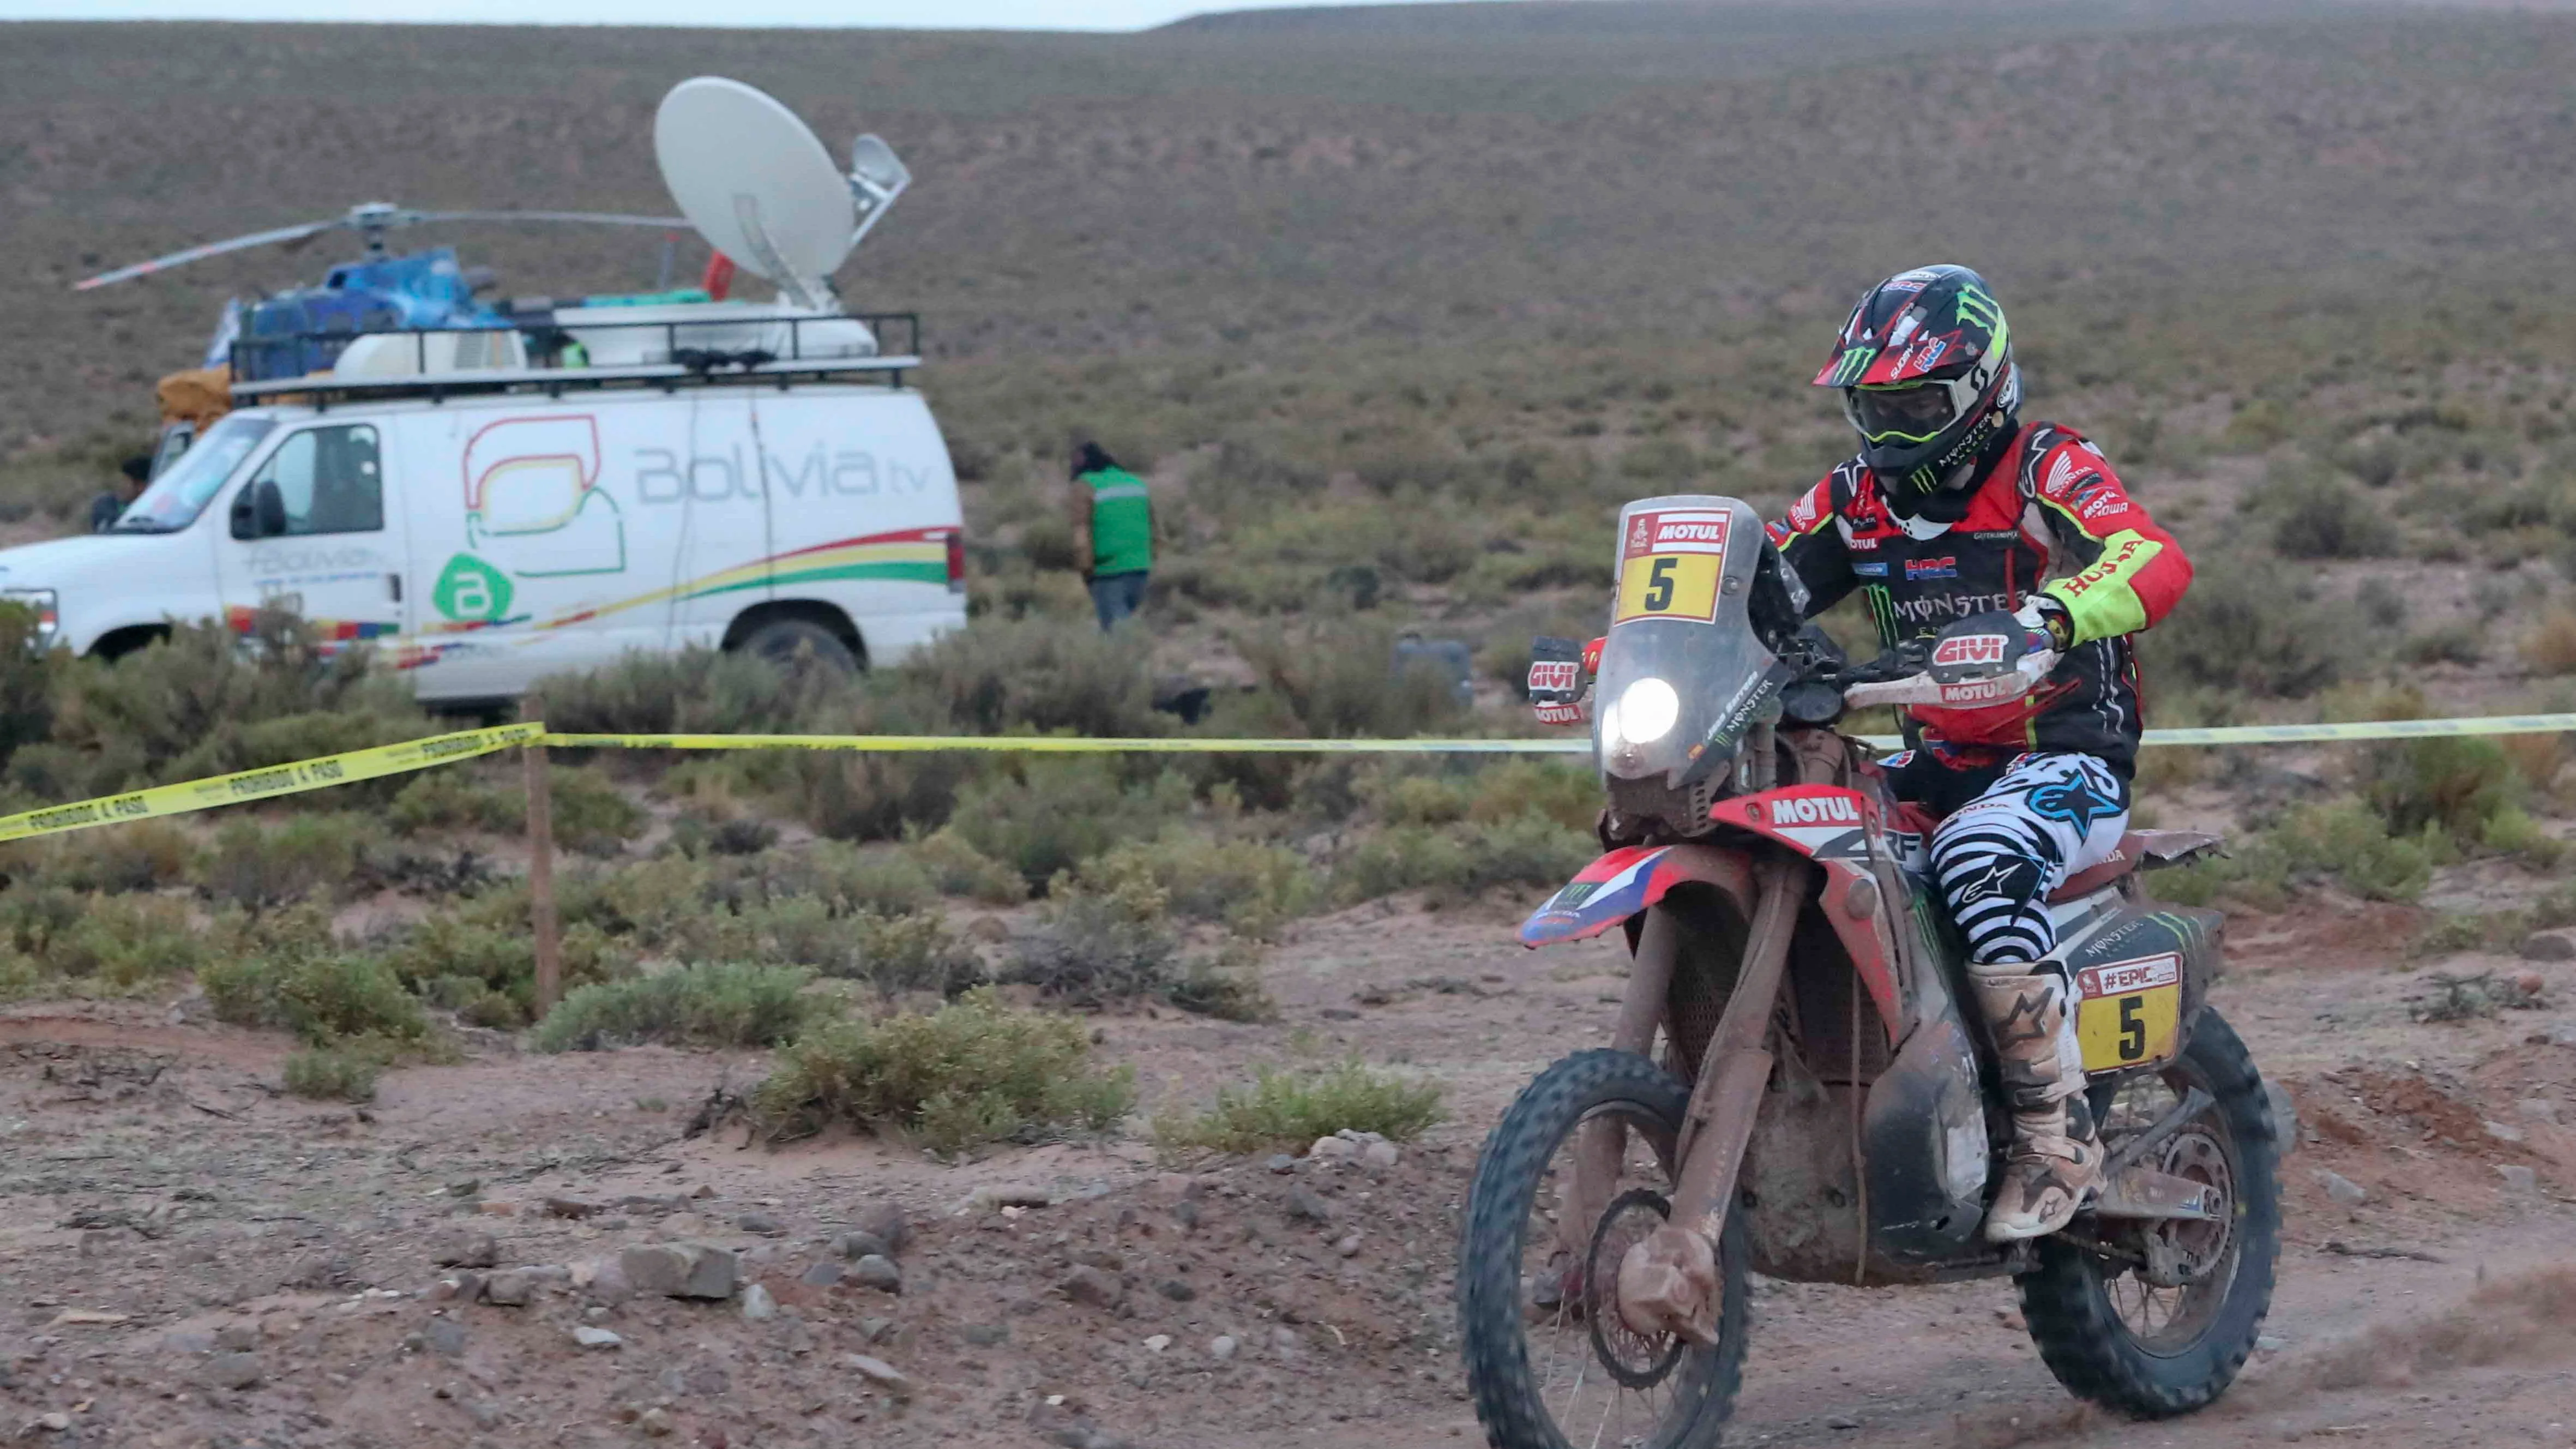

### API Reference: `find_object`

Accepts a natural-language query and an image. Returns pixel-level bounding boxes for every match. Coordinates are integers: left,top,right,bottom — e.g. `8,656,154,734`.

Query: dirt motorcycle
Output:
1457,495,2279,1449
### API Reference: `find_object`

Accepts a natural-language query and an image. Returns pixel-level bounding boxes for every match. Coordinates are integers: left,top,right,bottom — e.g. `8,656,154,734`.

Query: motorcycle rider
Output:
1765,264,2194,1241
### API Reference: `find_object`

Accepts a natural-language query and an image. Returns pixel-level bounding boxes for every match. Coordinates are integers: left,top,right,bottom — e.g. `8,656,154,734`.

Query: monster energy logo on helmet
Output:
1813,264,2020,512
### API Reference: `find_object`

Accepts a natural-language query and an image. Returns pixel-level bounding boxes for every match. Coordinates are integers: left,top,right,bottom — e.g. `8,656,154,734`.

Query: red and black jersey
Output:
1765,422,2193,775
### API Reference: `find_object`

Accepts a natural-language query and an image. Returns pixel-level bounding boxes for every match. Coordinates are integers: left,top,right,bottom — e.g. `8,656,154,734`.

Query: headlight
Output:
1612,677,1680,744
1,590,57,651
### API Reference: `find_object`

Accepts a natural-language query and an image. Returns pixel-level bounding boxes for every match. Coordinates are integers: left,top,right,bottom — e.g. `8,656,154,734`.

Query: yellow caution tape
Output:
542,712,2576,755
0,722,543,846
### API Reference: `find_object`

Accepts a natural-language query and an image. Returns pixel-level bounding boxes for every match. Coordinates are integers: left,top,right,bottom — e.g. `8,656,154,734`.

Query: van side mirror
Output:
232,480,286,540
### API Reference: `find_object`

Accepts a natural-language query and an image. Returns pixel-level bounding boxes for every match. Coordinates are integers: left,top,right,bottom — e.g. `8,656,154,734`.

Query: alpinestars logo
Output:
1771,794,1861,825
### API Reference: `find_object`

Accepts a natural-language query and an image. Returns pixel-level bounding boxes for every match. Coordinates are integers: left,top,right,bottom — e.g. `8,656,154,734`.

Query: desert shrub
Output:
2256,464,2399,559
549,768,646,856
383,915,630,1013
749,897,984,1000
742,840,937,916
0,892,206,995
1333,814,1594,904
529,963,823,1053
282,1046,382,1102
2139,558,2350,697
1,819,191,893
781,747,985,843
2152,801,2435,907
1164,942,1279,1023
888,615,1165,738
666,812,780,858
1077,834,1320,940
0,602,62,773
747,988,1135,1153
2525,609,2576,675
389,769,521,836
44,611,426,795
1230,617,1468,739
912,828,1028,904
1154,1061,1444,1153
1006,872,1182,1007
2399,623,2484,666
947,759,1190,887
192,814,384,909
533,646,851,736
2360,736,2516,839
201,945,431,1047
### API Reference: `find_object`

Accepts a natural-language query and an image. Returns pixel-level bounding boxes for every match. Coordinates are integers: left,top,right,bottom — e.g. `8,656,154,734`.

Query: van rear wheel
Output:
738,618,856,676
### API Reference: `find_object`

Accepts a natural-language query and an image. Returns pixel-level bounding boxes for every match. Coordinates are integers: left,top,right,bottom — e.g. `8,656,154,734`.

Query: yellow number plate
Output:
1614,508,1730,624
2076,954,2182,1072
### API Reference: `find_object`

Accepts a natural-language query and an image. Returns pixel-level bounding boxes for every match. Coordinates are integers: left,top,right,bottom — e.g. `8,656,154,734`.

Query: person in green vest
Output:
1068,441,1153,630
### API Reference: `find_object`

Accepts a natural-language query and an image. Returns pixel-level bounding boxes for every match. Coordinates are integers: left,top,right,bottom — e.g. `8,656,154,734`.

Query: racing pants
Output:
1898,750,2133,973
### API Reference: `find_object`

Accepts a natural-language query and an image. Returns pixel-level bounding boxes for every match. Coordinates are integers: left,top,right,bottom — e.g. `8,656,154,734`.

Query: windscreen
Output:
114,414,275,533
1592,496,1784,787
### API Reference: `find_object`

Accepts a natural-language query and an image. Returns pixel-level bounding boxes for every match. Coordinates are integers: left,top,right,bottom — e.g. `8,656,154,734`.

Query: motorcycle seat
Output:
2047,828,2225,903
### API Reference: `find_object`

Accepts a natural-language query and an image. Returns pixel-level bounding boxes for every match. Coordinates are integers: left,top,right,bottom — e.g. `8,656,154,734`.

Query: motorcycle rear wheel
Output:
1458,1048,1746,1449
2019,1006,2280,1417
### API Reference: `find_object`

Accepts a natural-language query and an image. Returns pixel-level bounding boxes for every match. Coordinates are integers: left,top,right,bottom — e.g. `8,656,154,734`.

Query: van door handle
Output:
388,573,403,603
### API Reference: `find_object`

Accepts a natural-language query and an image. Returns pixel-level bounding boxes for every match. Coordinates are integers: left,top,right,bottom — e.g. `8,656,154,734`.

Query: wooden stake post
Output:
522,701,563,1018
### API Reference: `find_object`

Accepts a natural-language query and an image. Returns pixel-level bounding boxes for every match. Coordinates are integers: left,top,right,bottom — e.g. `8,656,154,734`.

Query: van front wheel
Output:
738,618,857,677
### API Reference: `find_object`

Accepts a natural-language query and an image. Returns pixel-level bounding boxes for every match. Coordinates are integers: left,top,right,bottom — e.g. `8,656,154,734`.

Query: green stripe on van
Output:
685,561,950,600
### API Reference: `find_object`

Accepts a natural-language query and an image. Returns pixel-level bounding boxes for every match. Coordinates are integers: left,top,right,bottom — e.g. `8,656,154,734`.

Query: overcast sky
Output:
0,0,1391,29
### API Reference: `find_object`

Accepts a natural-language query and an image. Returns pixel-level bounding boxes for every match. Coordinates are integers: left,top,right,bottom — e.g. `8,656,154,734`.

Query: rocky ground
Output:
2,883,2573,1449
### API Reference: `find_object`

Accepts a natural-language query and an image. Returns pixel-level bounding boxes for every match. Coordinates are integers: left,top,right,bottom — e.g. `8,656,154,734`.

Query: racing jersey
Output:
1765,422,2193,774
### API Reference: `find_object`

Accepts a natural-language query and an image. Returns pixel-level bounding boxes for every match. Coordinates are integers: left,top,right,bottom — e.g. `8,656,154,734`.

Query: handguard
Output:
1842,646,2061,711
1527,634,1600,728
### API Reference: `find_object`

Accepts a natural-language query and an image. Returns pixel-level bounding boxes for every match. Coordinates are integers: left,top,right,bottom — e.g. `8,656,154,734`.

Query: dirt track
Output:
1,889,2571,1448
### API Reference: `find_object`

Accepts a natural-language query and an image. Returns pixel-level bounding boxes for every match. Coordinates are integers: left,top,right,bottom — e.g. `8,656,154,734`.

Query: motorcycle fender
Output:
1518,844,1755,948
1707,785,1874,863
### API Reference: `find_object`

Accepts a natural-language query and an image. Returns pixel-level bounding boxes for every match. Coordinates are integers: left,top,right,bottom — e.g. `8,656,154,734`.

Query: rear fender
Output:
1519,844,1755,948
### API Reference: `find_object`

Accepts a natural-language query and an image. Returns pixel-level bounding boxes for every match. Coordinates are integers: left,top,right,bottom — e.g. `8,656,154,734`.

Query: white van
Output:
0,339,965,705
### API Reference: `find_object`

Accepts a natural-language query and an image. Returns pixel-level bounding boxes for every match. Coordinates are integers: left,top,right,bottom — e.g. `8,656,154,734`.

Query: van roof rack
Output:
227,310,922,409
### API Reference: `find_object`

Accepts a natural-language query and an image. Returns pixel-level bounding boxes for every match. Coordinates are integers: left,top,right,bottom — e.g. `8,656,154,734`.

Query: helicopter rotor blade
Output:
71,218,351,291
393,210,689,230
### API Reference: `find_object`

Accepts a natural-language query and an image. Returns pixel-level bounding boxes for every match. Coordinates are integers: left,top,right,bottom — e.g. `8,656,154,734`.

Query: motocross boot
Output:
1971,969,2102,1242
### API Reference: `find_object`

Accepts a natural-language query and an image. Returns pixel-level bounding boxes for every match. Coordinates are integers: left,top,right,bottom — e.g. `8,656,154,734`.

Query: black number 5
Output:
2117,995,2146,1060
1644,557,1678,612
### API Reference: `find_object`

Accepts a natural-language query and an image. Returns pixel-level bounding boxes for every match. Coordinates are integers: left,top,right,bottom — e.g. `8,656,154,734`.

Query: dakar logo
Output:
1771,793,1861,826
1627,517,1654,555
1931,633,2007,669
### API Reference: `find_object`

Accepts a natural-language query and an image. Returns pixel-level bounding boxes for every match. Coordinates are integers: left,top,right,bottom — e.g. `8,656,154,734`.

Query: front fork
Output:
1559,853,1810,1345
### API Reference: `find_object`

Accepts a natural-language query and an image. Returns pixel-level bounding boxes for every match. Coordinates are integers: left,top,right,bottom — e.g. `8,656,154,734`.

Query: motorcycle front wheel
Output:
1457,1048,1746,1449
2021,1006,2281,1417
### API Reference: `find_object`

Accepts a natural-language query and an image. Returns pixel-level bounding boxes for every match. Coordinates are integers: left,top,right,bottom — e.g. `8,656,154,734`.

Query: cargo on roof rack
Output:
228,309,922,407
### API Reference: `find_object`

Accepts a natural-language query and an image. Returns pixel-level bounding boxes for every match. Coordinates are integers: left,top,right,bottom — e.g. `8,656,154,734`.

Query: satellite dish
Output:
656,77,865,311
846,134,913,252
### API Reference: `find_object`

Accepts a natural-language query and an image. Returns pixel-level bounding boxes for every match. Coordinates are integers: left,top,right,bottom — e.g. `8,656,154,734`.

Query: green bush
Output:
747,897,984,1000
530,962,823,1052
549,768,646,856
192,814,384,909
911,828,1028,904
1333,814,1594,905
948,759,1190,888
533,646,853,737
389,768,521,836
1006,873,1183,1008
2138,557,2350,697
2255,464,2399,559
1154,1061,1444,1153
888,615,1166,739
2152,800,2435,907
2361,736,2516,839
383,914,630,1015
1078,834,1320,940
283,1045,383,1102
201,945,432,1047
1230,617,1467,739
0,819,192,894
0,891,207,996
747,988,1135,1153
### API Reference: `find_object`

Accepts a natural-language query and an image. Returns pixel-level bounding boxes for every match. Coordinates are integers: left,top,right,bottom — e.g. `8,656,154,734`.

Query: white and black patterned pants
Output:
1926,753,2131,976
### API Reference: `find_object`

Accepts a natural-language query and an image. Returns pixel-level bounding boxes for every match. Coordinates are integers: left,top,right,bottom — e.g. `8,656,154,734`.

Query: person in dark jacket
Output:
1068,442,1153,630
1767,264,2194,1242
89,455,152,533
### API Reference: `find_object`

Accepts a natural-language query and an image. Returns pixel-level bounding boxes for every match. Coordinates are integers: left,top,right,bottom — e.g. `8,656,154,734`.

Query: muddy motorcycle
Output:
1457,495,2279,1449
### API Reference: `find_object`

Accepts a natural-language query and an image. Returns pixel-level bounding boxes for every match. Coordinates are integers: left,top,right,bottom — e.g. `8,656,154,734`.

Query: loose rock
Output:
800,1260,844,1289
741,1283,778,1322
1334,1233,1362,1258
1071,1247,1124,1272
482,1270,537,1307
1143,1334,1171,1352
213,1322,258,1352
960,1323,1008,1346
621,1243,739,1301
1265,1155,1296,1174
1208,1335,1238,1362
1361,1141,1401,1169
833,1230,890,1262
203,1352,263,1390
431,1229,499,1269
1824,1413,1862,1431
1060,1265,1125,1311
2496,1164,2539,1195
541,1197,600,1220
855,1200,911,1256
1308,1135,1355,1160
573,1326,623,1350
1286,1186,1335,1223
846,1352,911,1391
1156,1278,1195,1302
425,1316,468,1358
2484,1120,2527,1144
736,1212,786,1237
853,1255,902,1293
2314,1170,2369,1208
2519,932,2576,962
2519,1097,2561,1125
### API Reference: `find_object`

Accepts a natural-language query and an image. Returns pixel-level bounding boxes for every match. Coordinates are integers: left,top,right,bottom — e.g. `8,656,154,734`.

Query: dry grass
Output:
2523,608,2576,675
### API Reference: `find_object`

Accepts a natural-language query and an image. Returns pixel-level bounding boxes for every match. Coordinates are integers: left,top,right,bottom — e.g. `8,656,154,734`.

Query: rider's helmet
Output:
1814,264,2020,510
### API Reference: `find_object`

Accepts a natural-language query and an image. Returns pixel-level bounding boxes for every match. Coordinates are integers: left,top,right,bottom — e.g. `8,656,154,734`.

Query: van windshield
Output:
113,416,276,533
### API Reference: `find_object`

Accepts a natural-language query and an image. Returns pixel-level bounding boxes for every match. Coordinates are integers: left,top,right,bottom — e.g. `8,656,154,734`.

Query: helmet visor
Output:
1849,382,1959,444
